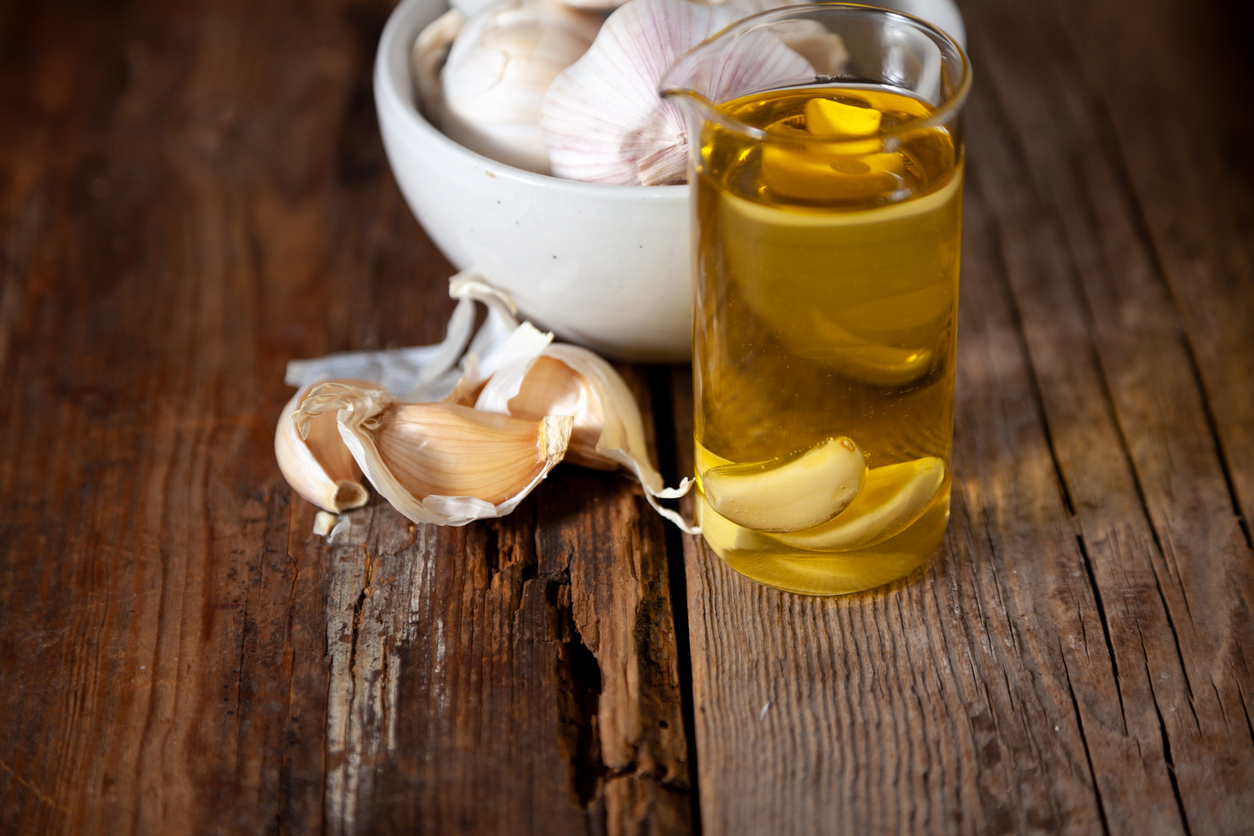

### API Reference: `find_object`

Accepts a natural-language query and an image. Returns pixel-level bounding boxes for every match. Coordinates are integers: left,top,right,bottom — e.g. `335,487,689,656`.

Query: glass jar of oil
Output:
662,6,971,595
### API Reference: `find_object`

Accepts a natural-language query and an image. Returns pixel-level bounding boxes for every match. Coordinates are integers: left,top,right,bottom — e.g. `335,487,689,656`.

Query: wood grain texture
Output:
0,0,690,832
1,0,1252,832
676,0,1254,833
311,457,690,835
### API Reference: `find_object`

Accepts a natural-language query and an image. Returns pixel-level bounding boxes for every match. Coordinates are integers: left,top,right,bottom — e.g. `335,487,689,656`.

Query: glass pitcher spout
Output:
658,3,971,170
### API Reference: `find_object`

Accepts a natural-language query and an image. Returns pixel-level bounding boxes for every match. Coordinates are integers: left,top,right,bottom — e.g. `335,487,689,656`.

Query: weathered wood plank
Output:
316,425,692,835
3,0,1252,831
1049,0,1254,542
961,0,1254,829
0,0,692,832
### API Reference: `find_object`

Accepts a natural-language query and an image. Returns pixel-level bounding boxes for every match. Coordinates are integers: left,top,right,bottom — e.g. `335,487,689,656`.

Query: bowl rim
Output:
374,0,688,201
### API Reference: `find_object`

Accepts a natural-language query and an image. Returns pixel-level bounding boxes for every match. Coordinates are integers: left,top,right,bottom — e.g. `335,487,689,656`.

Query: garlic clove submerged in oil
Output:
700,436,867,533
770,457,945,551
295,381,573,526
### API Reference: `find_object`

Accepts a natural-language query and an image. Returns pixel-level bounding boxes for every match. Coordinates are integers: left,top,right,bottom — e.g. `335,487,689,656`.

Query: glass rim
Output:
659,2,973,143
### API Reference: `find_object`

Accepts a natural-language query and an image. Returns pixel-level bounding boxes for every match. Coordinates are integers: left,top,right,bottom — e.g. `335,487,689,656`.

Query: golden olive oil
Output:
693,85,963,595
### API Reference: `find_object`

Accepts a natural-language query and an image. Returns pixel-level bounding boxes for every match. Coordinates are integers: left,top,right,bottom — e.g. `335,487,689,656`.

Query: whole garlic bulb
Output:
437,0,604,174
540,0,814,185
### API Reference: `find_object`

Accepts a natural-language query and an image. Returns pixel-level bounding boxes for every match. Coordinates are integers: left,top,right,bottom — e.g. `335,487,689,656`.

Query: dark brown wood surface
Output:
0,0,1250,833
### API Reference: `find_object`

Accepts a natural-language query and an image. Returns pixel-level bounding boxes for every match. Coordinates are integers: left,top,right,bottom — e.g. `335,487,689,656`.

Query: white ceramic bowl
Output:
374,0,966,362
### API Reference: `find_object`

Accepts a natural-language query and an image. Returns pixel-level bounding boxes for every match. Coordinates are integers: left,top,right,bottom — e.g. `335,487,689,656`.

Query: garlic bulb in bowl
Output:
540,0,815,185
451,0,628,15
431,0,603,174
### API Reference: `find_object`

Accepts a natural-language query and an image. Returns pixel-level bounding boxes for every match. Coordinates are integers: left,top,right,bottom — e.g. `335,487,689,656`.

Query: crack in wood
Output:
558,617,605,812
1236,663,1254,753
1148,567,1201,731
1074,533,1127,732
1153,694,1194,836
1059,640,1113,836
653,367,704,836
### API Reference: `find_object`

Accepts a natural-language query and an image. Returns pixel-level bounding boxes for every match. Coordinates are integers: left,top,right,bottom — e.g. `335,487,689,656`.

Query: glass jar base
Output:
703,496,950,596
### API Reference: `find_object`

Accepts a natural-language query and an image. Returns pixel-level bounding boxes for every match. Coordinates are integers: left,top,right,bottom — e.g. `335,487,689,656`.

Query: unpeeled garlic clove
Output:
493,355,613,471
275,381,373,514
473,334,696,531
541,0,814,185
296,381,573,526
432,0,603,174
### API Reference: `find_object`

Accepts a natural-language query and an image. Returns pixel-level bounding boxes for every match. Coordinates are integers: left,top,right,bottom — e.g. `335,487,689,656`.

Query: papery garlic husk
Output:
540,0,814,185
275,380,374,514
433,0,603,174
473,329,696,531
285,296,477,402
296,382,573,526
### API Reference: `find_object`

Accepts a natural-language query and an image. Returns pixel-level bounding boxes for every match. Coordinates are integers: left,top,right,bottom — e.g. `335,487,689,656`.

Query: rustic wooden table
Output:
3,0,1252,833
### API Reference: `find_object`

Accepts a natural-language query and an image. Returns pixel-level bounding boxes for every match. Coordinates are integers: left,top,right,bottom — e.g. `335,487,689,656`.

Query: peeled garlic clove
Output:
275,381,372,514
435,0,603,174
806,96,881,135
296,382,573,527
313,510,338,536
700,436,866,533
541,0,814,185
771,457,945,551
696,492,775,558
793,313,934,386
